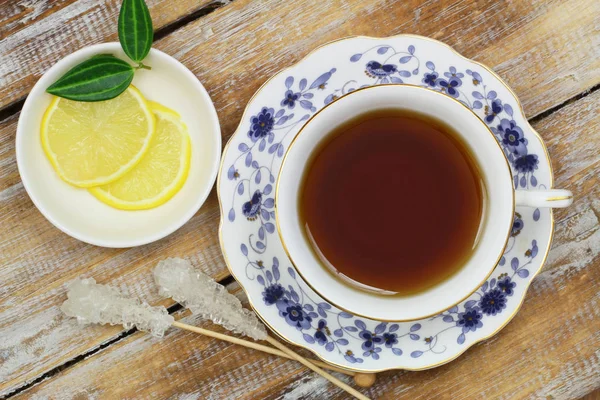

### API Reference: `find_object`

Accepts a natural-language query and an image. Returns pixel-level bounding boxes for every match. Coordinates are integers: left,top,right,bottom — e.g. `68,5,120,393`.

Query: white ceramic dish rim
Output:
16,43,221,248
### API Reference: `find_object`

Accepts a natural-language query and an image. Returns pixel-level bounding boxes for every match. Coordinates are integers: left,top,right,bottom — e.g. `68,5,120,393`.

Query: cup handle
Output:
515,189,573,208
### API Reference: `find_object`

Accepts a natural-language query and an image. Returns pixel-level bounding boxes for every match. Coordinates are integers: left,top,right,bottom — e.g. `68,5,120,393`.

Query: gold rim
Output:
274,84,514,322
216,34,556,373
546,195,573,202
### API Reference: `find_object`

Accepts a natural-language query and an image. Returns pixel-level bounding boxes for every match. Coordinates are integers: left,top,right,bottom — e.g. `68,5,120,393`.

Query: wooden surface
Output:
0,0,599,398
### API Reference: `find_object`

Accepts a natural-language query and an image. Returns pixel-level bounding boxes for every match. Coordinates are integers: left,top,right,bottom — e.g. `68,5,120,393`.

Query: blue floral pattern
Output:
219,37,552,370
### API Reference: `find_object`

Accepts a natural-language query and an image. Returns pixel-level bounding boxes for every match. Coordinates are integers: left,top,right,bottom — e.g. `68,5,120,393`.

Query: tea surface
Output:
299,109,485,295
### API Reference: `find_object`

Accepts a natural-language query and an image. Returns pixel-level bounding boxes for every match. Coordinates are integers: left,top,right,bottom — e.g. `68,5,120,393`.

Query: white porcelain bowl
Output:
16,43,221,247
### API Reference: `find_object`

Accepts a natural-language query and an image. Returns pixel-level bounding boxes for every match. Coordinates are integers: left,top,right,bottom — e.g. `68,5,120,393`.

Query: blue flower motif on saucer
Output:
498,276,516,296
365,61,398,78
262,283,285,305
382,332,398,348
485,99,503,123
359,328,383,352
511,213,524,237
444,66,464,80
314,319,330,346
514,154,539,173
457,308,483,333
242,190,262,221
248,107,274,142
281,90,300,109
498,119,528,156
344,350,364,364
438,75,462,97
277,298,313,330
479,289,507,316
422,71,439,87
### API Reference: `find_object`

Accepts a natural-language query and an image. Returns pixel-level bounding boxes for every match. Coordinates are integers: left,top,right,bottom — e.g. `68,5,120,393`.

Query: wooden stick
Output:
174,321,375,392
172,321,354,375
264,336,371,400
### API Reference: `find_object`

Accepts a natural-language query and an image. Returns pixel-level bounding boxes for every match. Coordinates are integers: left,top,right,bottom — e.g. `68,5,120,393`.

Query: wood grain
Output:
0,0,219,109
582,389,600,400
1,0,599,114
1,0,599,397
12,87,600,400
0,0,81,40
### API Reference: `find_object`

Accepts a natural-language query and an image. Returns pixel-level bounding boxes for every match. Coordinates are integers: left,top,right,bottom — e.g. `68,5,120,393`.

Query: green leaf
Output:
90,53,115,59
118,0,153,63
46,55,135,102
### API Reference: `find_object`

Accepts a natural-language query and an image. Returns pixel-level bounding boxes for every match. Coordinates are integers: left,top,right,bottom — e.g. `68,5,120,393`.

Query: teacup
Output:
276,85,572,321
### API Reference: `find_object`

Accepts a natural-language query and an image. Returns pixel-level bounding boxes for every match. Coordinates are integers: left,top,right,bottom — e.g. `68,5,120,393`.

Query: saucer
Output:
217,35,555,372
16,43,221,247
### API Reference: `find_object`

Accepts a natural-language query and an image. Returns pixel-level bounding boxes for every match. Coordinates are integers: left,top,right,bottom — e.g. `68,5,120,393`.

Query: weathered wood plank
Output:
0,0,78,40
1,0,599,396
12,87,600,400
582,389,600,400
0,0,219,109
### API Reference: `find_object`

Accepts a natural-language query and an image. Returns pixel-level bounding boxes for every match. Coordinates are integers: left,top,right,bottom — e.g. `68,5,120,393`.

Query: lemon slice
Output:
89,102,191,210
41,86,155,187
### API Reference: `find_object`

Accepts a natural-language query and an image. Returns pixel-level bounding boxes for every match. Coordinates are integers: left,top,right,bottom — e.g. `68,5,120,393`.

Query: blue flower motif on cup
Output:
248,107,275,142
498,119,528,156
456,308,483,333
479,289,507,316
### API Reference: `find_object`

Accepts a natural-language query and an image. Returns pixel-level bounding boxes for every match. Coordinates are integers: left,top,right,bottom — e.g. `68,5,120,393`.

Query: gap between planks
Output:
0,3,237,398
3,89,597,400
1,273,236,399
528,81,600,124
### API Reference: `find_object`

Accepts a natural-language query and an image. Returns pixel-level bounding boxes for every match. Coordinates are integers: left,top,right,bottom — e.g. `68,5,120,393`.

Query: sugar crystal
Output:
61,278,174,337
154,258,268,340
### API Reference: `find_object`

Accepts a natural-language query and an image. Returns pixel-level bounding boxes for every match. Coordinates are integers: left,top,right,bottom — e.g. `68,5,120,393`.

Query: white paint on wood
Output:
534,349,600,399
540,205,600,284
0,182,23,202
176,393,201,400
0,0,113,87
279,376,331,400
14,0,50,25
